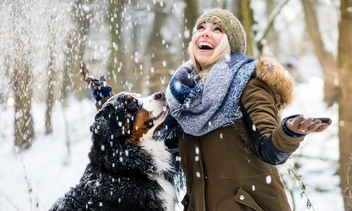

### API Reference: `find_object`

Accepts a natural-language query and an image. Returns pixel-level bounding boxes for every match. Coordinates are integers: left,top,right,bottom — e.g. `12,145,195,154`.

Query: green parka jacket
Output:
178,56,304,211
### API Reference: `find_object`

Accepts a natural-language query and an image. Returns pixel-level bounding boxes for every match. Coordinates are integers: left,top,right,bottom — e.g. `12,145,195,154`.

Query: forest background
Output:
0,0,351,210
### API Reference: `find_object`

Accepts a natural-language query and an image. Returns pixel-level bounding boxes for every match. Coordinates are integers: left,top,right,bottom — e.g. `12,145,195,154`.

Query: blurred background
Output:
0,0,351,210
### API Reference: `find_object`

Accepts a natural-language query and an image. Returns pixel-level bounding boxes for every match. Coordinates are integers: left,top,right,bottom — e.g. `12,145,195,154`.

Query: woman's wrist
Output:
282,114,306,138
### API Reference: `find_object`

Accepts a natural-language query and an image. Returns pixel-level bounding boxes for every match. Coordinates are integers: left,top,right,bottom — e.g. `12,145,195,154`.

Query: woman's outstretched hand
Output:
286,115,332,135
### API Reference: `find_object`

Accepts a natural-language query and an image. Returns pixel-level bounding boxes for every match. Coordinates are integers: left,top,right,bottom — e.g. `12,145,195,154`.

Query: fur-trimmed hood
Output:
255,55,295,111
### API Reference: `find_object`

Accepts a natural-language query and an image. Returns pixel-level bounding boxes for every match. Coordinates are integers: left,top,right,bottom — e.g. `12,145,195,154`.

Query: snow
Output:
0,56,344,211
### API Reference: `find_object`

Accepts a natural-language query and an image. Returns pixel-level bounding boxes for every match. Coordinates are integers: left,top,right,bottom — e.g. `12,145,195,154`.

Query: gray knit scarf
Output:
165,53,257,136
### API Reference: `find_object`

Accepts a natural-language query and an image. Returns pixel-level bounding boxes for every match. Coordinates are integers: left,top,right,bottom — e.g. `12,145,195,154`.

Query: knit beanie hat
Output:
195,8,247,54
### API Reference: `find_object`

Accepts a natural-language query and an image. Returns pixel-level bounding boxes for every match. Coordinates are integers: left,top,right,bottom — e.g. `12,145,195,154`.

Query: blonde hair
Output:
189,34,231,81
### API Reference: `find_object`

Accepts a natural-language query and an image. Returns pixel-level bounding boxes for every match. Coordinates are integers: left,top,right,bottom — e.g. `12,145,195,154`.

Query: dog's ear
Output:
90,116,109,145
94,92,141,140
89,96,126,165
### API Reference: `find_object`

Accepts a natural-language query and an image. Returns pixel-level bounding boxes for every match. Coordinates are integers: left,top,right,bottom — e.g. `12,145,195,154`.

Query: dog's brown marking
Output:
129,108,153,145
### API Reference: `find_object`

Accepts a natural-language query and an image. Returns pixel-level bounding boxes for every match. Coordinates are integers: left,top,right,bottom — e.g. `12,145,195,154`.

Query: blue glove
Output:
91,86,113,102
169,66,196,104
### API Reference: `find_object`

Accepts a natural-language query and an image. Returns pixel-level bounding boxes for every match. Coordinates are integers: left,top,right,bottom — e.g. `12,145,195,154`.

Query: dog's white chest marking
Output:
152,174,175,211
140,136,176,211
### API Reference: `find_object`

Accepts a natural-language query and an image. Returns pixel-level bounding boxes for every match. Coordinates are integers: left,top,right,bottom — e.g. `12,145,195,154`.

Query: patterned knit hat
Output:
195,8,247,54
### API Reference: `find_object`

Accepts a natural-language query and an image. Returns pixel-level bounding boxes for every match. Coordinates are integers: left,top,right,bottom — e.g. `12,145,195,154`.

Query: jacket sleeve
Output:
240,78,304,165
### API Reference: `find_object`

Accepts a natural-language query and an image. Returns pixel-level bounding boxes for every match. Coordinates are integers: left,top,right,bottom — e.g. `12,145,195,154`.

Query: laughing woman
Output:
161,8,332,211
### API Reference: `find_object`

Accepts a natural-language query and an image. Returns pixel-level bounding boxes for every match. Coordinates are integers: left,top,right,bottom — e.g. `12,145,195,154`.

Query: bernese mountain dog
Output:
49,92,176,211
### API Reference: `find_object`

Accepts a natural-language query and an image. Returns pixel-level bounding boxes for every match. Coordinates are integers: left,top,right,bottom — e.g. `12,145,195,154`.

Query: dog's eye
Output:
144,119,154,128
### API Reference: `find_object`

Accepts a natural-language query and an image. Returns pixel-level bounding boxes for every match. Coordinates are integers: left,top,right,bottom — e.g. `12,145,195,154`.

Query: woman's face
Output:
192,22,225,70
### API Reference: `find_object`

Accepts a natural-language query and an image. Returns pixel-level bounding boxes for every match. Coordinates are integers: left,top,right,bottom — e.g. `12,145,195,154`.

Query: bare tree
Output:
337,0,352,209
9,1,35,150
141,3,175,94
254,0,290,56
61,0,92,103
301,0,337,107
237,0,255,56
60,0,93,157
183,0,199,55
108,0,130,93
44,16,57,134
300,1,352,209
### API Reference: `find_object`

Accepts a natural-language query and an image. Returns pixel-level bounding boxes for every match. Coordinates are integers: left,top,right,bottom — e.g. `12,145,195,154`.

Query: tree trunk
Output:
60,0,92,104
238,0,254,57
44,55,55,134
10,2,34,151
60,0,92,156
263,0,278,56
60,30,79,158
45,20,56,134
108,0,128,93
141,3,171,95
301,0,337,107
254,0,290,56
71,0,92,97
337,0,352,209
13,63,34,150
183,0,199,55
61,30,77,106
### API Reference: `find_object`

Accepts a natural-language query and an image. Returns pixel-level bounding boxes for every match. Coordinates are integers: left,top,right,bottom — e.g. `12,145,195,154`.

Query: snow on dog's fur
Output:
49,92,176,211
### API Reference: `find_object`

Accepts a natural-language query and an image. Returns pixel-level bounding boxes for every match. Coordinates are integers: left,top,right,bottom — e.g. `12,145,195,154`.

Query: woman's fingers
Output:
286,115,331,135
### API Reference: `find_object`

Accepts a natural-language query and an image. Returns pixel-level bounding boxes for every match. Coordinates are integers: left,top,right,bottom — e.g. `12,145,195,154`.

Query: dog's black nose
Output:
154,92,165,100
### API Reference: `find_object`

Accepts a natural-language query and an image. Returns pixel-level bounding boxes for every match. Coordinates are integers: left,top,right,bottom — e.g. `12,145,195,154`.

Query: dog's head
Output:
91,91,170,145
89,92,170,172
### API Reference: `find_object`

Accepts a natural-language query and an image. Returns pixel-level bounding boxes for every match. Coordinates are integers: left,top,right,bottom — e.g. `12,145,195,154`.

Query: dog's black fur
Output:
49,93,175,211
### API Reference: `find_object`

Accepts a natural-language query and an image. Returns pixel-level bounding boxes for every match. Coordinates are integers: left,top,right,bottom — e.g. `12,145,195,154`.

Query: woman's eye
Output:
197,25,205,31
214,27,222,32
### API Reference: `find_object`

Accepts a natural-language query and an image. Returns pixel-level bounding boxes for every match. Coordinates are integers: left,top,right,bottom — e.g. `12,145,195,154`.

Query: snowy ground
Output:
0,56,344,211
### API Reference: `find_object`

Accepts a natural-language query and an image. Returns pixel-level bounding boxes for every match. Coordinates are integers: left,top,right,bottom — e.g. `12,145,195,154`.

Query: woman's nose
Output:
201,31,210,37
